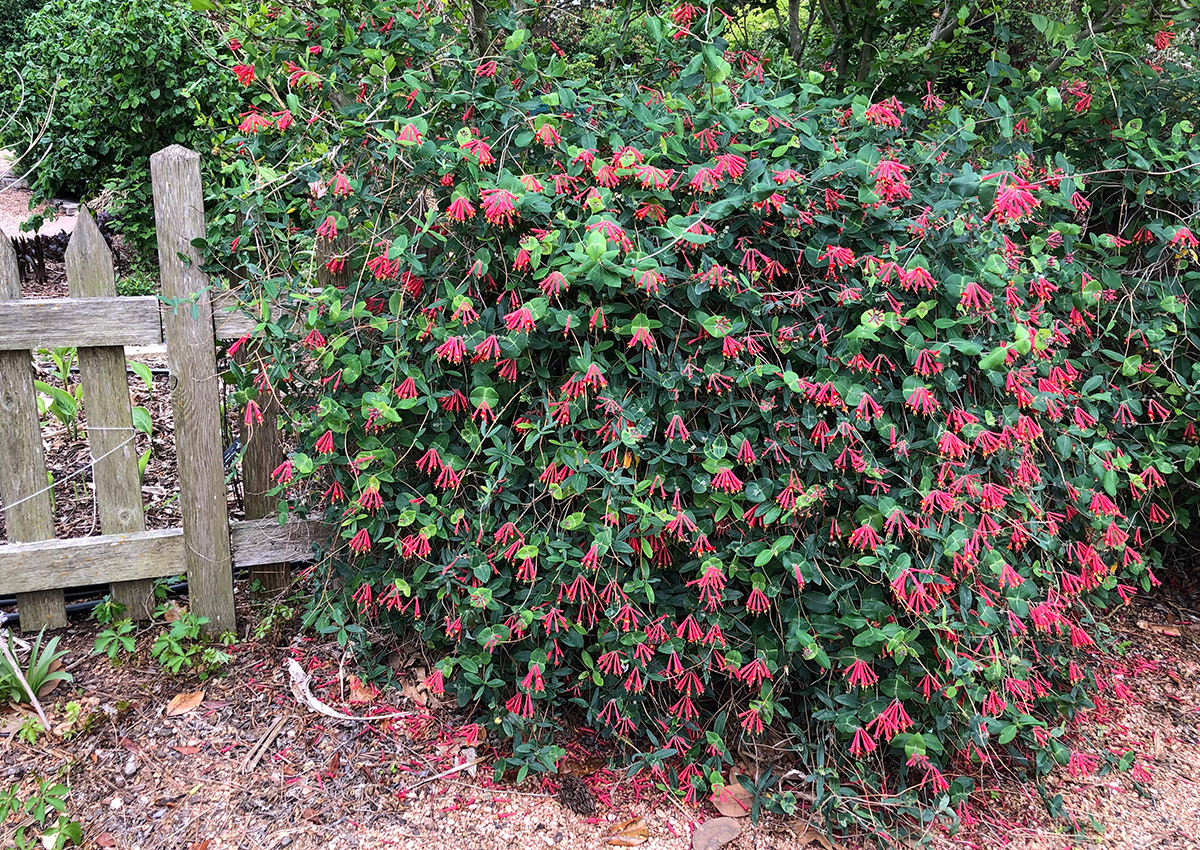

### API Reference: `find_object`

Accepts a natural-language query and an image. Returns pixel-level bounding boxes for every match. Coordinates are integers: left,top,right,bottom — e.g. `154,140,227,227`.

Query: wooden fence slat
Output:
66,210,155,620
236,351,288,593
151,145,235,634
0,518,327,596
0,230,66,630
0,296,163,350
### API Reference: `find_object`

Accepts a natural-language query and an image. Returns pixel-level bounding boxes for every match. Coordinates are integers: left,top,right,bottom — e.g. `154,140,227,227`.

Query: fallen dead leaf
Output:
161,602,186,623
35,658,66,698
561,756,608,776
173,745,203,755
797,826,848,850
347,675,377,705
189,841,211,850
1137,620,1182,637
710,778,753,818
401,679,430,707
165,690,205,718
606,817,649,846
692,817,741,850
95,833,116,848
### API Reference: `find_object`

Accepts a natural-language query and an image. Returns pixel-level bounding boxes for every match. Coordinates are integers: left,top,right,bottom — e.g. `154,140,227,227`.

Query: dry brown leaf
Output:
35,658,66,698
189,840,211,850
401,679,429,707
797,826,847,850
173,745,203,755
561,756,608,776
1137,620,1182,637
95,833,116,848
165,690,205,717
347,676,377,705
692,817,741,850
161,602,186,623
710,779,753,818
606,817,649,846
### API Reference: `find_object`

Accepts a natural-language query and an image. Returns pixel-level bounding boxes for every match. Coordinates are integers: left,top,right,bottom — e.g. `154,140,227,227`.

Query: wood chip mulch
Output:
0,588,1194,850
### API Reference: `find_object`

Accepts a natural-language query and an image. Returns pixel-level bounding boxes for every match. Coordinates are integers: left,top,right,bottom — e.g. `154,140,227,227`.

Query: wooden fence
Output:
0,145,320,633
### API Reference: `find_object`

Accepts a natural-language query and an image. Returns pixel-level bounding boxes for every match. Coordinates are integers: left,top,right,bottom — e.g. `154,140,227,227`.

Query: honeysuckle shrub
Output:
207,0,1200,836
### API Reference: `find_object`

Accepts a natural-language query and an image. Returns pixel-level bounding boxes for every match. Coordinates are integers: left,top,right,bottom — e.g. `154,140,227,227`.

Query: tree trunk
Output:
788,0,803,63
469,0,490,56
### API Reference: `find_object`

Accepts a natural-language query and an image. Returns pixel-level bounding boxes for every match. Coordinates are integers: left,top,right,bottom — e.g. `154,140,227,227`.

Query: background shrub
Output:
0,0,47,48
0,0,234,251
209,0,1199,837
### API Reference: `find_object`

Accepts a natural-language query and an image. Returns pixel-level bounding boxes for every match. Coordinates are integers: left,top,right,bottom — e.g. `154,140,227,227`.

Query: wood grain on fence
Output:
0,231,66,630
0,296,162,350
151,145,235,634
0,518,326,596
66,209,155,619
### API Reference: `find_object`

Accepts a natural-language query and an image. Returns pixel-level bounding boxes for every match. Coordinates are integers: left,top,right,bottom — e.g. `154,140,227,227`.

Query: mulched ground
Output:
0,583,1195,850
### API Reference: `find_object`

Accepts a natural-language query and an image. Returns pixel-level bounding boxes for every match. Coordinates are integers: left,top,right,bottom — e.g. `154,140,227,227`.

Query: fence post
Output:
0,231,65,630
65,210,155,619
150,145,235,634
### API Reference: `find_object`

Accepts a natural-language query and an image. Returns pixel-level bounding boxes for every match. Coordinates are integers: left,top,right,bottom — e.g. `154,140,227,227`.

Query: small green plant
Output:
150,613,207,674
251,601,297,642
149,612,232,677
16,717,44,746
0,777,82,850
91,597,125,626
0,629,72,705
93,619,136,661
32,349,84,439
116,269,158,297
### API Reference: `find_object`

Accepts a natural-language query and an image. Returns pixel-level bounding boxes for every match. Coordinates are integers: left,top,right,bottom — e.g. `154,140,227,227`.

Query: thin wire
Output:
0,432,137,515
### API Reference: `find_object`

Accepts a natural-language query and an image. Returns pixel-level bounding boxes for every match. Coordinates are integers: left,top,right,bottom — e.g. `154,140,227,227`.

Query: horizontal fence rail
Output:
0,519,327,596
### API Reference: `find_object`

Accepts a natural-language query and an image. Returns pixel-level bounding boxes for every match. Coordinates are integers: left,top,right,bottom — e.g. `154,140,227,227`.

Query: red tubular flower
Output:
445,196,476,222
434,336,467,363
534,123,560,147
348,527,371,554
711,467,743,493
849,727,877,757
315,430,334,454
398,122,423,145
315,215,338,240
232,63,255,85
243,400,263,427
480,188,519,227
847,524,882,552
988,179,1041,224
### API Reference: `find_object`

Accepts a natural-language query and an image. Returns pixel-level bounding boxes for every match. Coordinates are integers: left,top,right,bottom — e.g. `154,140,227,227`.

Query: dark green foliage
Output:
0,0,47,47
0,0,235,250
207,0,1200,836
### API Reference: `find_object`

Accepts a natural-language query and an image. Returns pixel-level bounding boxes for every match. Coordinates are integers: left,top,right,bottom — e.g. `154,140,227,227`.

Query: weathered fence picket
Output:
150,145,236,634
0,233,65,629
66,210,156,620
